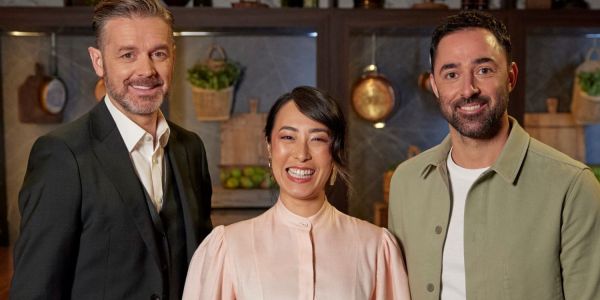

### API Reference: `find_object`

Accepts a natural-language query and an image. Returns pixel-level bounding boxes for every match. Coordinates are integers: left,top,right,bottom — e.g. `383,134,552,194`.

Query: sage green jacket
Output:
388,118,600,300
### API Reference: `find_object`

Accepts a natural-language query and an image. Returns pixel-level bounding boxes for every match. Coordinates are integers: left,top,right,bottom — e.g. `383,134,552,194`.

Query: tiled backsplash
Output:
348,34,449,221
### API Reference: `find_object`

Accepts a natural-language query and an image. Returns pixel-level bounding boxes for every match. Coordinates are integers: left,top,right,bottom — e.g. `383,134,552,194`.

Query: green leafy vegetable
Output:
591,166,600,182
577,69,600,96
187,61,242,90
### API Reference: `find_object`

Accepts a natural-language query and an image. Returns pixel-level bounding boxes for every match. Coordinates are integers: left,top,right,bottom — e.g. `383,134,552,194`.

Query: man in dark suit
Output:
10,1,212,299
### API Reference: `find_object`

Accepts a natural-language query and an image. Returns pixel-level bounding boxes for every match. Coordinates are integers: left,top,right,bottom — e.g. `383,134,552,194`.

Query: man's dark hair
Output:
429,11,512,70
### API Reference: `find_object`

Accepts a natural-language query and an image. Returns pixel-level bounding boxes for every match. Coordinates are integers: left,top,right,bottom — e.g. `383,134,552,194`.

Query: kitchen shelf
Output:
0,7,329,31
212,186,276,208
1,7,600,231
2,7,600,122
211,186,276,225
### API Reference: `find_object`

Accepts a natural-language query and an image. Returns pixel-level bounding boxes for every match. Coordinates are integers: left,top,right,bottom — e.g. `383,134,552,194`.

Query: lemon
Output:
242,166,255,177
240,176,254,189
230,168,242,178
225,177,239,189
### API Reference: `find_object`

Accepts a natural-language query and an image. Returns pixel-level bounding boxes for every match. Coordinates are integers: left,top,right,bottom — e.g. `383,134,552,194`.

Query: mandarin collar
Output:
275,198,332,230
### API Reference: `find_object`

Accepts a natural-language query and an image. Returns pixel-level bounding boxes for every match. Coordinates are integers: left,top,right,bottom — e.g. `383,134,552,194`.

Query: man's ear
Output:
429,73,440,98
507,62,518,92
88,46,104,78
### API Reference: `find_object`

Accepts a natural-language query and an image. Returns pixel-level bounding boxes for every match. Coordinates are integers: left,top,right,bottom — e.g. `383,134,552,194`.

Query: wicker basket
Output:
571,47,600,125
191,86,234,121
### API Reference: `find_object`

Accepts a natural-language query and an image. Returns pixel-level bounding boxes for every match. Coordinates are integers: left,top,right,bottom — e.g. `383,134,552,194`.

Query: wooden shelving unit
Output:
1,7,599,228
2,7,599,122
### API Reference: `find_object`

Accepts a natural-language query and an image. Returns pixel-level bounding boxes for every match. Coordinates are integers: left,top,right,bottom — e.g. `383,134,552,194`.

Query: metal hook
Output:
370,33,376,66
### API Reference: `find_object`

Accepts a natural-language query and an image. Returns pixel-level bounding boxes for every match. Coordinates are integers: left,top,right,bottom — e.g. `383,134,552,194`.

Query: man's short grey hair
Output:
92,0,174,49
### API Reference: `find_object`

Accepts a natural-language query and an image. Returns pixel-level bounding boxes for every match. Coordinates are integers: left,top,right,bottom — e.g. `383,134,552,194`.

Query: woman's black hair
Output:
264,86,349,186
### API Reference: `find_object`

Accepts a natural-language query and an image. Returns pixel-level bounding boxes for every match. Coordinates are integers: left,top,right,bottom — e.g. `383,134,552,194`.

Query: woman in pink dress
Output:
183,86,410,300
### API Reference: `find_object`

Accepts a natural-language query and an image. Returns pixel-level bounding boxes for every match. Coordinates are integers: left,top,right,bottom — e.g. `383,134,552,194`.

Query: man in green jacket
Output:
388,11,600,300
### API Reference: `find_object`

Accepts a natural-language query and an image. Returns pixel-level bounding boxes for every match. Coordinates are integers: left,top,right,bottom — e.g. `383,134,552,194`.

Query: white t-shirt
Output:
442,150,489,299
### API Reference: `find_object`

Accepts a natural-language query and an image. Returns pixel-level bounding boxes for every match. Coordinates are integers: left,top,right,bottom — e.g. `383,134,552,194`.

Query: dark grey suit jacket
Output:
11,102,212,299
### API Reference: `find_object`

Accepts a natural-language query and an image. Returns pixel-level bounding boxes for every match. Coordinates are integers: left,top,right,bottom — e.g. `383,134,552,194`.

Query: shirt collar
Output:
156,114,170,148
489,117,529,184
104,96,170,152
420,116,529,184
275,198,332,230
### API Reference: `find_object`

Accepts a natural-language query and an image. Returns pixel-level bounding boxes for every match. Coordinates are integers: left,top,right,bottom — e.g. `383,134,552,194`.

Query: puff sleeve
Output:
183,225,236,300
374,228,411,300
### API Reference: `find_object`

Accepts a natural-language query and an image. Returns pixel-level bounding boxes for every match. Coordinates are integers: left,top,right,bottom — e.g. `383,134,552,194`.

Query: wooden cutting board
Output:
524,98,585,162
220,99,268,166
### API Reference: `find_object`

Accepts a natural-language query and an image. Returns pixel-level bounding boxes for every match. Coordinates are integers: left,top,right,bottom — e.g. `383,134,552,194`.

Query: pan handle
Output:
50,32,58,76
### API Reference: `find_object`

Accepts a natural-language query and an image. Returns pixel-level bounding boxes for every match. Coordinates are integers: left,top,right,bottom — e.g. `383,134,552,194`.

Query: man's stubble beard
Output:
103,72,166,116
440,87,509,140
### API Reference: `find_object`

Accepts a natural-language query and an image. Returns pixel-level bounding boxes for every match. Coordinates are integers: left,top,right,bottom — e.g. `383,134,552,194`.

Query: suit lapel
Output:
166,130,200,261
89,102,163,269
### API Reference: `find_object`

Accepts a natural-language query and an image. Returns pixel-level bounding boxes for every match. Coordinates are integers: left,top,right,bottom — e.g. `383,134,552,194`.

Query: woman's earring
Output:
268,158,272,169
330,167,337,186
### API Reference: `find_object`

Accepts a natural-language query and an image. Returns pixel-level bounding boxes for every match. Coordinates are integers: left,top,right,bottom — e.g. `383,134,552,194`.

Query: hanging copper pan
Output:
351,64,395,123
40,33,67,115
351,35,395,123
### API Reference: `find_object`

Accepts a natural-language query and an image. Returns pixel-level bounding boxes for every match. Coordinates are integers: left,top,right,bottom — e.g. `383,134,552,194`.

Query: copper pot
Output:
351,64,395,122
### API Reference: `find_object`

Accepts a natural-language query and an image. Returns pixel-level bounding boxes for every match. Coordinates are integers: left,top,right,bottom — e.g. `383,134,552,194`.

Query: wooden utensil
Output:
220,99,268,166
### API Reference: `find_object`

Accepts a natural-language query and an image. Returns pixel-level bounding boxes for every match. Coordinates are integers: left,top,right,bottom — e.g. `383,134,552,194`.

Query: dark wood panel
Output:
1,8,599,31
173,7,329,29
335,8,459,28
514,9,600,27
0,7,330,32
0,247,12,299
0,7,92,32
0,37,6,247
507,12,527,124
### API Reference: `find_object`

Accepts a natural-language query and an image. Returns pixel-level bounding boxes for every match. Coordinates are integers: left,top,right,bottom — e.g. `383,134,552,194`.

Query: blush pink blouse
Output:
182,199,410,300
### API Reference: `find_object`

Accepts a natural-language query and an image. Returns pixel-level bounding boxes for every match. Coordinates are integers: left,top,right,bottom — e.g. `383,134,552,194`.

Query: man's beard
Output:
104,73,166,115
440,89,509,140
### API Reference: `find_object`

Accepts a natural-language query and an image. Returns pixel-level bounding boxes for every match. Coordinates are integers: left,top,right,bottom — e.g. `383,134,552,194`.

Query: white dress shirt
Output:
104,97,170,211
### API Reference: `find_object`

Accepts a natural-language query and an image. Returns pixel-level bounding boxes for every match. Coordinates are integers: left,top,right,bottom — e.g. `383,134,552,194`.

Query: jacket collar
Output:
88,101,164,269
164,129,203,260
421,117,530,185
